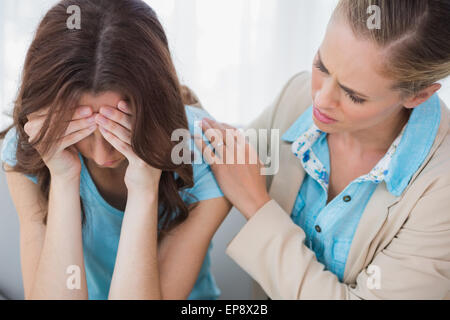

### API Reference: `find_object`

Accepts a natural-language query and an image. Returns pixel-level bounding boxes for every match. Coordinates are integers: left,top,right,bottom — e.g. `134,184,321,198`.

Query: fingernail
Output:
80,107,92,116
100,107,112,117
96,115,107,125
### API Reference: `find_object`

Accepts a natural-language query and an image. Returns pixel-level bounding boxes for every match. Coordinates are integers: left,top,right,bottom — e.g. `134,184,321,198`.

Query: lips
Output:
313,105,337,124
102,159,119,166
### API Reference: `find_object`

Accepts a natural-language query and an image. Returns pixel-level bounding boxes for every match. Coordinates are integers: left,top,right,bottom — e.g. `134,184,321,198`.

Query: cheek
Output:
340,103,392,128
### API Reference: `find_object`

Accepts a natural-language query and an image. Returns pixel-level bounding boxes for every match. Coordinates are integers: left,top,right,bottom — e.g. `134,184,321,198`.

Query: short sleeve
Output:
179,106,224,205
1,126,39,184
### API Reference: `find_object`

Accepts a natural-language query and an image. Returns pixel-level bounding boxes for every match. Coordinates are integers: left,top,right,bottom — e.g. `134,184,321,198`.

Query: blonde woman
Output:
198,0,450,299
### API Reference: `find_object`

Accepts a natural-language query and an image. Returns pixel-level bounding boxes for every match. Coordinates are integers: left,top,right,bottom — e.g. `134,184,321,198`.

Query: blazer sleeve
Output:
225,181,450,299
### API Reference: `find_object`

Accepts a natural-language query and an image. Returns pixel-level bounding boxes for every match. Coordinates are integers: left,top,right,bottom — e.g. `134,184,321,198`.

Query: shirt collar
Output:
386,93,441,196
282,105,314,143
282,93,442,196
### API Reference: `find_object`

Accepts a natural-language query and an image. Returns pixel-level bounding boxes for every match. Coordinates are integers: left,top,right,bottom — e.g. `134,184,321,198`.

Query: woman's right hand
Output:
24,106,97,181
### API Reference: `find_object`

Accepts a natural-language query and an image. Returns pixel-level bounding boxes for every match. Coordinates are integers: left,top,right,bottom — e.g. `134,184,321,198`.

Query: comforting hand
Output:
194,118,271,219
95,101,162,194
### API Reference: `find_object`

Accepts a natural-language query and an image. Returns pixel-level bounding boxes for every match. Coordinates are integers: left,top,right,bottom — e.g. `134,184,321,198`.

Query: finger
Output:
98,126,135,160
95,114,132,144
206,118,236,131
25,110,50,139
99,105,132,131
27,106,51,121
63,114,96,135
25,113,95,145
24,119,45,143
217,121,244,145
202,118,245,161
71,106,94,121
117,101,133,116
201,121,225,160
204,119,245,163
205,119,258,165
202,119,228,143
57,125,98,152
193,134,217,166
217,121,242,144
25,106,94,141
218,122,236,131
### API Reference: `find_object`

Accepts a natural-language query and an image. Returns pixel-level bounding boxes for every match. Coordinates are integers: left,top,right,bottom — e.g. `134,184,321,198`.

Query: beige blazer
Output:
225,71,450,300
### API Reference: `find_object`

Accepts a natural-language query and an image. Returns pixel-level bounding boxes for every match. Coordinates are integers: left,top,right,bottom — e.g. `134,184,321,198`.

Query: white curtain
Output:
1,0,449,130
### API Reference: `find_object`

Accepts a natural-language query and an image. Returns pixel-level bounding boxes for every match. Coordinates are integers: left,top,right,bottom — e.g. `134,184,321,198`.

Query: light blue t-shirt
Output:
281,94,441,281
1,105,224,300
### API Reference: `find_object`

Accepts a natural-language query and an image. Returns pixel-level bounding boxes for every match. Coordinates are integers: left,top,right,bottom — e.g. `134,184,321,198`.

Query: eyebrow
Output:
317,50,369,99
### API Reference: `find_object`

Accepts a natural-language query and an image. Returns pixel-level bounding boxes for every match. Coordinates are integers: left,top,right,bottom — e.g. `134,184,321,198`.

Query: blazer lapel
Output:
268,141,305,214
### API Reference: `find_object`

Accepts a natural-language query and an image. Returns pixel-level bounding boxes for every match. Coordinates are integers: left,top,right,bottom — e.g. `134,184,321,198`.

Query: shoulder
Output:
1,126,19,167
399,99,450,221
414,98,450,182
179,106,224,204
183,104,215,173
184,105,214,132
1,126,39,184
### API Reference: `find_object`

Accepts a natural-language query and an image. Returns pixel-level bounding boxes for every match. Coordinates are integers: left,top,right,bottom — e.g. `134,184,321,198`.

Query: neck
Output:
332,107,411,156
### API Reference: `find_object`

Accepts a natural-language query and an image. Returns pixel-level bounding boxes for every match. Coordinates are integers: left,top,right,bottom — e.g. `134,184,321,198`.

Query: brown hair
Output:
0,0,199,241
334,0,450,95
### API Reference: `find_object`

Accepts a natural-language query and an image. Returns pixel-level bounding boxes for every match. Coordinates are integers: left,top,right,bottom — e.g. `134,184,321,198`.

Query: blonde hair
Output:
334,0,450,95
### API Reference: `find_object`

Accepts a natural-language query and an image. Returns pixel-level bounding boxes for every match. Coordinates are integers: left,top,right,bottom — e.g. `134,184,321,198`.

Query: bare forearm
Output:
108,189,160,300
30,176,88,300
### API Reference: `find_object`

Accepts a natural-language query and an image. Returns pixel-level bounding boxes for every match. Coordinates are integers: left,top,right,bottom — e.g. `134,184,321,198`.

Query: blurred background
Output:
0,0,449,300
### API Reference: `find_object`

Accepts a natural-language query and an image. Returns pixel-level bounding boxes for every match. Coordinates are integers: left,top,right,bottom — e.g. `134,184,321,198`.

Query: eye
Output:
314,60,328,74
345,91,366,104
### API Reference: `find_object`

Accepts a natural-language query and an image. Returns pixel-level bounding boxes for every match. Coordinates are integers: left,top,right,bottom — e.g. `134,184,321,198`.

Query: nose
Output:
90,130,117,166
315,77,339,111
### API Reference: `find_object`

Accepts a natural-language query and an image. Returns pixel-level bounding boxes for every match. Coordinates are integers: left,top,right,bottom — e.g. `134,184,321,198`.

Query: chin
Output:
111,159,127,168
96,158,126,169
312,118,336,134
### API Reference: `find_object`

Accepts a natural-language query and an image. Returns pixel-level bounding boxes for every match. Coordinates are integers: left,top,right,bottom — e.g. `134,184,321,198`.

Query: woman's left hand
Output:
195,118,271,220
95,101,162,194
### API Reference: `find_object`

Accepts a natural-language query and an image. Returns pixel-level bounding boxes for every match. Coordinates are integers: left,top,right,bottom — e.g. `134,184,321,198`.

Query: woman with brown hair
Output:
199,0,450,299
0,0,230,300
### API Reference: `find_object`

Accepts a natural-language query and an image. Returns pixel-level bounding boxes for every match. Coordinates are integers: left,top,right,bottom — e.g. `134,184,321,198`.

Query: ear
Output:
403,83,442,109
